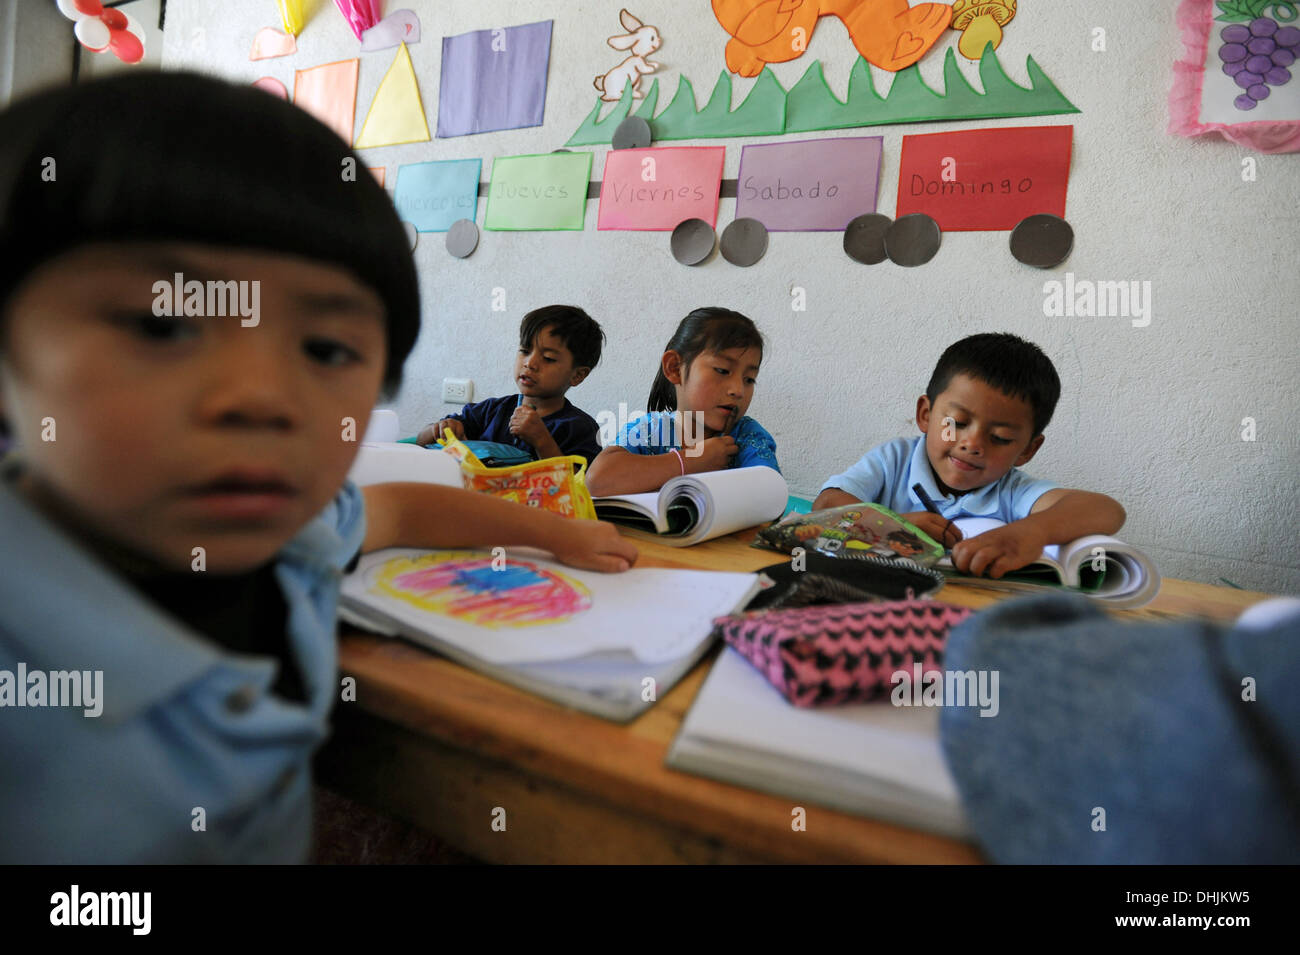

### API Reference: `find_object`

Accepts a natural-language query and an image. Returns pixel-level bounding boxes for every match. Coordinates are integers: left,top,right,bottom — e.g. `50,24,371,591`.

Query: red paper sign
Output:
597,147,725,231
896,126,1073,232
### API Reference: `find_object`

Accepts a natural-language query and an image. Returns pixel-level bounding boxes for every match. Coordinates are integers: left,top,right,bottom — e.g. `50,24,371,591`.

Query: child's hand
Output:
685,435,738,473
548,519,639,573
509,403,549,448
901,512,963,549
950,523,1047,579
417,418,464,445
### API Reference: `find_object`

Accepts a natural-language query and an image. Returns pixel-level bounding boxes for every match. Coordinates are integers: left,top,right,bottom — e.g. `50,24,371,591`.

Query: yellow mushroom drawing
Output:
951,0,1017,60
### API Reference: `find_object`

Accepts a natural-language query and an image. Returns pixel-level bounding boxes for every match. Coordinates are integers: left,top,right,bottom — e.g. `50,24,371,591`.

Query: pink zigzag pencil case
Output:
714,599,974,707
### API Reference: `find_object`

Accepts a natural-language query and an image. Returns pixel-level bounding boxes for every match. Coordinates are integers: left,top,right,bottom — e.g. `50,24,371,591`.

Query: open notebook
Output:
667,648,969,838
938,517,1160,609
339,547,760,721
594,466,788,546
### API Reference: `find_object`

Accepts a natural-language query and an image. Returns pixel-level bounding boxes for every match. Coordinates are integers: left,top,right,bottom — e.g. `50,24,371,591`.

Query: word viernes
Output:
0,663,102,717
50,886,151,935
152,273,260,327
890,663,999,717
1042,272,1153,328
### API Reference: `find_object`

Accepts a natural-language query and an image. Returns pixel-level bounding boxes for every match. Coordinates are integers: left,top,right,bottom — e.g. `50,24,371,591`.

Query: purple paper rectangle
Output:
437,20,553,138
735,137,883,232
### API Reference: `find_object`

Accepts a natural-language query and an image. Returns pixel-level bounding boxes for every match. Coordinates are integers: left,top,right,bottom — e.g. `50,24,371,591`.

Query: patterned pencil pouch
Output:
746,553,945,611
753,502,944,565
715,599,974,707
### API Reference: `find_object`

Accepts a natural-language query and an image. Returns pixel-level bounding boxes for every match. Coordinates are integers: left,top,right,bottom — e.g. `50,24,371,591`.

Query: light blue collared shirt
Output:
0,465,365,863
820,436,1058,522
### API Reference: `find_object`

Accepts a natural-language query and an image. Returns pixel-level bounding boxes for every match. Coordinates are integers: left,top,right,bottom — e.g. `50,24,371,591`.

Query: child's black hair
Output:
647,307,764,412
0,72,419,396
519,305,604,371
925,333,1061,437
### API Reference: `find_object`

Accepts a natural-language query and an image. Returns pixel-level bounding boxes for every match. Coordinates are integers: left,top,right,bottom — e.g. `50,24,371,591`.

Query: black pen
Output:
912,482,957,548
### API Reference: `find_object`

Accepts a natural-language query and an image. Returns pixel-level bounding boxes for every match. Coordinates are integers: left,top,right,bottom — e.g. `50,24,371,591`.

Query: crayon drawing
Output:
369,551,592,628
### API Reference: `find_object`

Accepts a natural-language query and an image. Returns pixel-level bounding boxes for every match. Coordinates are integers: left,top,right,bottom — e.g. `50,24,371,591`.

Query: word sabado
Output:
741,177,840,201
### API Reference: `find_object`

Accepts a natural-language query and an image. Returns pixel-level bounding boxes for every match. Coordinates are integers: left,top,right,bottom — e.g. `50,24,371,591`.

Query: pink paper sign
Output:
597,147,725,231
736,137,883,232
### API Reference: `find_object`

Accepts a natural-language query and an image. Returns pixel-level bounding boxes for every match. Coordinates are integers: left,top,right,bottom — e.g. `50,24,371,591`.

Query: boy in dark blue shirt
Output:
418,306,604,463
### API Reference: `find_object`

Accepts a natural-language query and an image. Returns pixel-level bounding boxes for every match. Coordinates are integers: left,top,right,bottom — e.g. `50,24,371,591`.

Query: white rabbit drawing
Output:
593,9,661,103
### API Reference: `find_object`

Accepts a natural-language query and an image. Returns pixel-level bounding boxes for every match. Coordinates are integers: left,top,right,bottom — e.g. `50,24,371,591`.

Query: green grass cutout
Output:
566,45,1079,147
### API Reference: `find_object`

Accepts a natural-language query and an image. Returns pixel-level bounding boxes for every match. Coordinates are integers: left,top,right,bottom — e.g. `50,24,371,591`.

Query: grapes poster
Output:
1173,0,1300,152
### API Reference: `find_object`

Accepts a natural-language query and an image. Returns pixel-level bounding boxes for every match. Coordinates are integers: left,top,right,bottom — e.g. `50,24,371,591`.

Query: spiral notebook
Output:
593,466,789,546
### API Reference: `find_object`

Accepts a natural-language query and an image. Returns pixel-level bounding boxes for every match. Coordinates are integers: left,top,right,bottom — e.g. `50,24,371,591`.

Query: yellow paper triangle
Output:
354,42,431,149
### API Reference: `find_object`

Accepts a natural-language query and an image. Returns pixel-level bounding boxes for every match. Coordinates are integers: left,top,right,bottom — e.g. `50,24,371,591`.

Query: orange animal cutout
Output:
712,0,952,76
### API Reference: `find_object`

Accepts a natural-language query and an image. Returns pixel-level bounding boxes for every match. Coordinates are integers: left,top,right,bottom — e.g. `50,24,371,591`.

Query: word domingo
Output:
891,663,999,717
1042,272,1153,328
606,182,707,203
490,182,571,200
595,403,706,455
50,886,151,935
740,177,840,201
908,174,1034,197
152,273,260,327
0,663,102,717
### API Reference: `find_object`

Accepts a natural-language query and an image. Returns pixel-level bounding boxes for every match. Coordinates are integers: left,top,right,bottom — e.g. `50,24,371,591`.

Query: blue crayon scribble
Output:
453,563,546,594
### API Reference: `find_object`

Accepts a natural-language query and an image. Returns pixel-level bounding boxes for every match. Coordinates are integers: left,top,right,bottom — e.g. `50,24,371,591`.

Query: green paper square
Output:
484,152,592,231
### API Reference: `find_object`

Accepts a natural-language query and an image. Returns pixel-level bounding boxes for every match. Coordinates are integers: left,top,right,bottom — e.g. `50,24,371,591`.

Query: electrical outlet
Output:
442,378,473,403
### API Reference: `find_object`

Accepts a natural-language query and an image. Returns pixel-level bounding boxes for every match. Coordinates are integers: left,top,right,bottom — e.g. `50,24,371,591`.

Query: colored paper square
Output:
597,147,725,231
394,159,482,232
484,153,591,231
896,126,1073,232
436,20,553,138
293,58,360,144
735,137,882,232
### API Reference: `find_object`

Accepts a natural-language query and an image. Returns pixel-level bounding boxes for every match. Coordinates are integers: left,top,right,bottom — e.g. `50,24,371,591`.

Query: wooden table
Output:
317,528,1277,864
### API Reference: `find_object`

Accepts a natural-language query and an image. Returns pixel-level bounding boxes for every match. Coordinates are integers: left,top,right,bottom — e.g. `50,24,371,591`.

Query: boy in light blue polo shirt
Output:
815,333,1126,580
0,74,635,863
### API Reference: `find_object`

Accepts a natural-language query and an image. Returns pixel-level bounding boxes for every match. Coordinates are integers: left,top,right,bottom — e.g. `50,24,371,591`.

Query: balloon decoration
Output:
334,1,384,42
56,0,146,64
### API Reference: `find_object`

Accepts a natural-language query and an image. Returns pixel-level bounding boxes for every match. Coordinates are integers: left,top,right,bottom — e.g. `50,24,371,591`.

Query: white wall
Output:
75,0,1300,591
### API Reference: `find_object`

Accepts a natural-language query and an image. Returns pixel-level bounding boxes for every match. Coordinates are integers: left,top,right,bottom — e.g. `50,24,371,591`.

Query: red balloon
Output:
100,9,127,30
108,27,144,64
74,0,104,15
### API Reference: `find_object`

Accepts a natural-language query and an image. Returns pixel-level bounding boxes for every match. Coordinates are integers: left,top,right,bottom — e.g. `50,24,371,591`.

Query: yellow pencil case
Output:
440,431,597,520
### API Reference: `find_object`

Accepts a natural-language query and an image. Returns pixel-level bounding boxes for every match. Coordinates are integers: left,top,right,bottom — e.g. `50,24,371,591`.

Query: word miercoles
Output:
890,663,999,717
1042,272,1153,328
152,272,260,327
0,663,102,717
50,885,151,935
